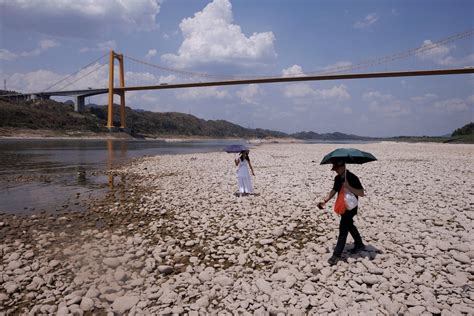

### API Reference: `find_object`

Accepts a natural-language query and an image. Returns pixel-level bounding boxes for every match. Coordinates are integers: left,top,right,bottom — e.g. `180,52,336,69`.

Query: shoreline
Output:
1,142,473,314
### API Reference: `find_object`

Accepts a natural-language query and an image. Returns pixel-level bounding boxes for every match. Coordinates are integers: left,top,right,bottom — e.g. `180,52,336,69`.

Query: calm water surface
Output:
0,138,248,214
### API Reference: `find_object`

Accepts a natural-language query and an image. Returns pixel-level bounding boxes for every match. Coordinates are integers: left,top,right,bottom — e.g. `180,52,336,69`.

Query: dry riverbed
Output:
1,142,473,315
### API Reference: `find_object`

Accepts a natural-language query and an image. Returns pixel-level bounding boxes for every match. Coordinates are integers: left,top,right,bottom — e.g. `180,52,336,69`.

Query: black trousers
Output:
333,207,363,256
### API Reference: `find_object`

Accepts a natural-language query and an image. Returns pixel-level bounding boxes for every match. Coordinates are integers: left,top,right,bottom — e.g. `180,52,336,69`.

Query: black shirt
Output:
332,170,363,198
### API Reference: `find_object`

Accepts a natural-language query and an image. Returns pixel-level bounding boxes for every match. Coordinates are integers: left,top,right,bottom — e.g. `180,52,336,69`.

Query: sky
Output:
0,0,473,137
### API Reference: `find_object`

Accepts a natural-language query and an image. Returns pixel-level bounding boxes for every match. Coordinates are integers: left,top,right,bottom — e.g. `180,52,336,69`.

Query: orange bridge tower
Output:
107,50,126,131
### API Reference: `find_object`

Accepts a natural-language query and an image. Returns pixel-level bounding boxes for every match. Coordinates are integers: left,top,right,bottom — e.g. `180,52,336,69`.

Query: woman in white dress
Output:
235,151,255,196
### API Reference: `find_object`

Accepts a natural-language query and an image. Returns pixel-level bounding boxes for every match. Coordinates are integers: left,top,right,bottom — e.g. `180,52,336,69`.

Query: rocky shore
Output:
1,142,473,315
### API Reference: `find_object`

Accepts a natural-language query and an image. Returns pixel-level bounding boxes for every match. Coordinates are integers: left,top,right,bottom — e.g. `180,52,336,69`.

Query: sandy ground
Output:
0,142,473,315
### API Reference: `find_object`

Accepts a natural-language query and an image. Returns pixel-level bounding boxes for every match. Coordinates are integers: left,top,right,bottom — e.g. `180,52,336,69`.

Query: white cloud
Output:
284,84,350,101
433,98,472,112
416,40,474,66
158,75,177,84
176,87,230,100
145,49,158,59
368,100,409,118
391,9,399,16
416,40,451,65
8,70,65,92
284,84,314,98
410,93,438,102
364,90,409,118
5,62,172,93
321,61,353,73
282,65,306,77
354,13,379,29
0,49,17,61
236,84,261,104
1,0,162,37
80,40,116,53
343,107,353,114
363,91,393,102
282,64,350,102
161,0,276,68
0,39,60,60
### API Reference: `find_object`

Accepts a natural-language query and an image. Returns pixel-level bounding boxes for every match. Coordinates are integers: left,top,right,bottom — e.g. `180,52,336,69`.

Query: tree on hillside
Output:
452,122,474,136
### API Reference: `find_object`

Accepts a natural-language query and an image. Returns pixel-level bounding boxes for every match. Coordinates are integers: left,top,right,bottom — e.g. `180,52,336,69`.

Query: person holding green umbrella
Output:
318,148,376,266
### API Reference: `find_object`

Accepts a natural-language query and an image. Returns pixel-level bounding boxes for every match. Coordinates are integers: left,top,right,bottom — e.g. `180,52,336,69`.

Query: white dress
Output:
236,159,253,194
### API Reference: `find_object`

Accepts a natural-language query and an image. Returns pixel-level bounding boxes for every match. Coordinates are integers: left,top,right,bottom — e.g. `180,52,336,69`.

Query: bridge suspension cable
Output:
54,62,107,92
309,28,474,75
41,52,108,93
123,55,246,80
123,28,473,81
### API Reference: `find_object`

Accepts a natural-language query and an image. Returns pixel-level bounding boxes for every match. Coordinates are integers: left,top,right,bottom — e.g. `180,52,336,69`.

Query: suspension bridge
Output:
2,29,473,131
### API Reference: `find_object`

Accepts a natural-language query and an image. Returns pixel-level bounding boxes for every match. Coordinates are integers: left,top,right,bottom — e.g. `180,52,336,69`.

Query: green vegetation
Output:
452,122,473,136
0,98,286,138
386,123,474,144
1,96,472,143
0,99,105,132
291,131,376,141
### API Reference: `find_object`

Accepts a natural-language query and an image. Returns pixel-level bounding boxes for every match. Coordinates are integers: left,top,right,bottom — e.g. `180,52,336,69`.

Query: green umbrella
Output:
320,148,377,165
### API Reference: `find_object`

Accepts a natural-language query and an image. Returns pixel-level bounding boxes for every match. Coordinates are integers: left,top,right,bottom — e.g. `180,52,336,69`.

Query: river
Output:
0,138,248,214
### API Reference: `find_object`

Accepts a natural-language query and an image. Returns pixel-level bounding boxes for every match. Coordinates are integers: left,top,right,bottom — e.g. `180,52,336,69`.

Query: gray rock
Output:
112,296,139,314
80,297,94,311
272,227,284,238
0,293,8,301
407,306,425,315
446,272,468,286
7,260,21,270
114,268,127,282
49,259,60,268
256,279,273,295
213,275,233,287
4,281,19,294
361,275,379,285
56,305,69,316
8,252,20,261
157,265,173,275
144,258,156,273
259,239,274,245
85,286,100,298
198,269,214,282
302,283,317,295
453,253,470,264
196,295,210,308
66,296,81,306
103,257,121,268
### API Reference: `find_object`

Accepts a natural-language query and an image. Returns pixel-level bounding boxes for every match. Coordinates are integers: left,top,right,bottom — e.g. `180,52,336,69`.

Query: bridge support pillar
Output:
107,50,126,131
75,96,85,112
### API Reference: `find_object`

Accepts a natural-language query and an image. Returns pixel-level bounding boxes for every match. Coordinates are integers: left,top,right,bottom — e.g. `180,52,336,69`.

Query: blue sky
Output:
1,0,473,137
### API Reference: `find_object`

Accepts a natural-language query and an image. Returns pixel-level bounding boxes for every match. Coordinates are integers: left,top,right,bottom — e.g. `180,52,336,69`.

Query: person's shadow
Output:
344,243,382,260
233,192,261,197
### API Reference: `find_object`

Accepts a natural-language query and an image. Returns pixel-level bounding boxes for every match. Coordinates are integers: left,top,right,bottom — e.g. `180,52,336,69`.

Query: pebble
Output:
256,279,273,295
4,281,19,294
259,238,274,245
453,253,470,264
80,297,94,311
157,265,173,275
112,296,139,314
103,257,121,268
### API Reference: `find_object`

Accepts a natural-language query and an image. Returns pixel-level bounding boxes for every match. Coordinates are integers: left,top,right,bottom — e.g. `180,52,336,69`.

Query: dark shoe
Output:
349,244,366,254
327,255,341,266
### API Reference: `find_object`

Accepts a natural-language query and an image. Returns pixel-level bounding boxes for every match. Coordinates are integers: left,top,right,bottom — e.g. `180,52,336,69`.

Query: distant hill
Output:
452,122,473,136
1,96,471,143
291,131,376,141
0,98,286,138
